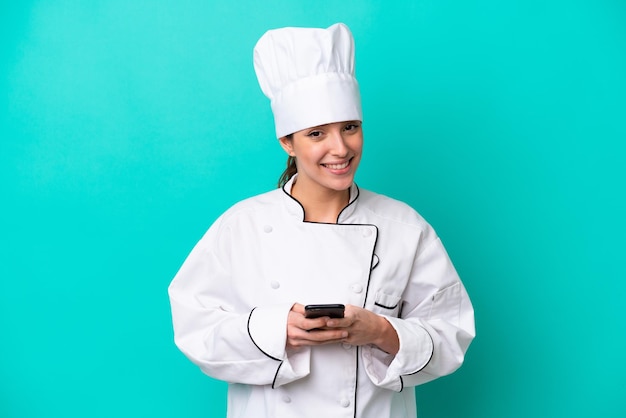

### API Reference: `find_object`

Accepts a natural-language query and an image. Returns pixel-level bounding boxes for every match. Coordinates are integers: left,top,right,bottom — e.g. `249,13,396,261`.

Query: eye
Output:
343,122,361,132
306,130,324,138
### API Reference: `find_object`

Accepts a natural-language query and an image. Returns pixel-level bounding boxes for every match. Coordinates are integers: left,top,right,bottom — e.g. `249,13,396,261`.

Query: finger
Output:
295,328,348,343
301,317,331,331
288,335,346,348
291,303,305,314
325,317,353,328
309,329,349,341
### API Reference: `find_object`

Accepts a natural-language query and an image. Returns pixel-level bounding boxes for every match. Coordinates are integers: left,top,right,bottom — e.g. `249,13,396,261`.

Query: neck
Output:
291,179,350,223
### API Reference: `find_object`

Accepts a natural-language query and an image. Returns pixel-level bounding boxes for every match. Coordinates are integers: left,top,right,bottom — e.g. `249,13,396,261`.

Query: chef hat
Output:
253,23,362,138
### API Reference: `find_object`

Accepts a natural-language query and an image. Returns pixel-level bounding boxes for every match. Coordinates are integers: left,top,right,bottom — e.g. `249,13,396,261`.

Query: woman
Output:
168,23,475,418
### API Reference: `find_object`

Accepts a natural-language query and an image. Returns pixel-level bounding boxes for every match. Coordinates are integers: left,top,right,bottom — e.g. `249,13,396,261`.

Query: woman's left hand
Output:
325,304,399,355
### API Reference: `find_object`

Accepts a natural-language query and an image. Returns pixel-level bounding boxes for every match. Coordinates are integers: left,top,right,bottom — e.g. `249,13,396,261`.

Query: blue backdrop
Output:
2,1,625,417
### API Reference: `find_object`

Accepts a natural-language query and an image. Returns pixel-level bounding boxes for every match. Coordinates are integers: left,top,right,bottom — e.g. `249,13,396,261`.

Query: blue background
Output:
2,1,625,417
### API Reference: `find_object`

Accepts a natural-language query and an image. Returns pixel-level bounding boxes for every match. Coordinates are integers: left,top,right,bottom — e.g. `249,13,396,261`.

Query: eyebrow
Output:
310,121,359,130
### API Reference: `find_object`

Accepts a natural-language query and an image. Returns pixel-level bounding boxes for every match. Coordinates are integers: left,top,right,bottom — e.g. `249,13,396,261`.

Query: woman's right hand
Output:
286,303,348,349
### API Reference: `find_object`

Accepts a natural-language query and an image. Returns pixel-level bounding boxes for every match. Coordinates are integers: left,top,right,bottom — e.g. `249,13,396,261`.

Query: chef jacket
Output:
168,176,475,418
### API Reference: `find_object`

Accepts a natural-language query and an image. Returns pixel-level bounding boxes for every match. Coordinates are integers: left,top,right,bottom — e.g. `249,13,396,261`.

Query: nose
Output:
329,129,349,157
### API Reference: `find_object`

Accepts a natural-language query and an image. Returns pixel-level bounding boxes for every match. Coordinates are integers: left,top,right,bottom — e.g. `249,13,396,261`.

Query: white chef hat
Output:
253,23,362,138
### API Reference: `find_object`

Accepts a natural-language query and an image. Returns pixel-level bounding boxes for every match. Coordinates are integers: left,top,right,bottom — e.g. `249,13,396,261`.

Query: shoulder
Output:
356,188,435,233
358,188,422,222
356,187,440,249
219,188,283,222
197,188,282,243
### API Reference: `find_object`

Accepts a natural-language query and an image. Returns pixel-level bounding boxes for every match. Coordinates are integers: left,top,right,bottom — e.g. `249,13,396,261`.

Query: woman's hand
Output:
326,304,400,355
286,303,348,349
286,304,399,355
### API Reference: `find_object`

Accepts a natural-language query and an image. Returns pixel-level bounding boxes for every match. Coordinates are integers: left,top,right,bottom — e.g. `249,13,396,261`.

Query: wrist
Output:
374,316,399,355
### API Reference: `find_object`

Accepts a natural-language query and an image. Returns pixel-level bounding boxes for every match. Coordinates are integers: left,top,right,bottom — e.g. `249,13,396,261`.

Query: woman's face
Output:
279,120,363,194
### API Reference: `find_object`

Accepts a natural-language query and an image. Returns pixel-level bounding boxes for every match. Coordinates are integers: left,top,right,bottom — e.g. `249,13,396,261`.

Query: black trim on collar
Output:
282,184,307,222
281,179,361,224
337,184,360,223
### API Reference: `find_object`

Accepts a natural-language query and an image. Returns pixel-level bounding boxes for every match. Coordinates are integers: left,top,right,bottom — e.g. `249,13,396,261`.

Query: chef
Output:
168,23,475,418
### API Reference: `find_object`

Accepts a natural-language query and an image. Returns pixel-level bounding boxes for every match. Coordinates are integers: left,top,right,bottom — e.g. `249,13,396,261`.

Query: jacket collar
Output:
281,174,360,223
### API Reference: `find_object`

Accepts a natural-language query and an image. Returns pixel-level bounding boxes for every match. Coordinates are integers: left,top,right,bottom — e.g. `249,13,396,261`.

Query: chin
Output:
326,178,354,191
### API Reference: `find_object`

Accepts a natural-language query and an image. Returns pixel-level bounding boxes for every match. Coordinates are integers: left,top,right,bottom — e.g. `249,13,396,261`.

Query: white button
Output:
264,225,273,233
342,343,352,349
270,280,280,289
282,395,291,403
351,284,363,294
340,398,350,408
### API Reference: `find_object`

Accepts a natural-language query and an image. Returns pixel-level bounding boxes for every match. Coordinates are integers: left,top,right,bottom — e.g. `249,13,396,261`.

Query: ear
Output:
278,136,296,157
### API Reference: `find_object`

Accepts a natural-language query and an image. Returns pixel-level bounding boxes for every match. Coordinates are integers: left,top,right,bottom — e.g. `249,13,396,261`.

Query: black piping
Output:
361,225,379,309
354,346,359,418
271,361,284,389
281,179,378,416
354,224,379,417
404,330,435,376
374,301,398,310
282,184,308,222
281,181,361,224
336,184,360,223
247,308,282,362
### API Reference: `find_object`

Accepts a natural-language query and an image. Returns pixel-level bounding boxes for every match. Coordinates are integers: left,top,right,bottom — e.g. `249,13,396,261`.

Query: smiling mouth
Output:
322,159,351,170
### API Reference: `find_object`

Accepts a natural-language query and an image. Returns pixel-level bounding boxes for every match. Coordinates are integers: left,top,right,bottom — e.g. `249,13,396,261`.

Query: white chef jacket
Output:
168,176,475,418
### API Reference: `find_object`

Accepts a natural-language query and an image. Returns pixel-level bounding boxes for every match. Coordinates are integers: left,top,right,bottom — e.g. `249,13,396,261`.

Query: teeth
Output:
324,161,349,170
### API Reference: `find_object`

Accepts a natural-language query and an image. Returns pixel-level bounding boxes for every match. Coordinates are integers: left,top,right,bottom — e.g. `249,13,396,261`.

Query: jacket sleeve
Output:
362,236,475,391
168,216,310,386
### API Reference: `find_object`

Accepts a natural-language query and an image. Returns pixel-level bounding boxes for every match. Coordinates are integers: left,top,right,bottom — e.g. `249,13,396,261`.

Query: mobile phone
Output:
304,304,345,319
